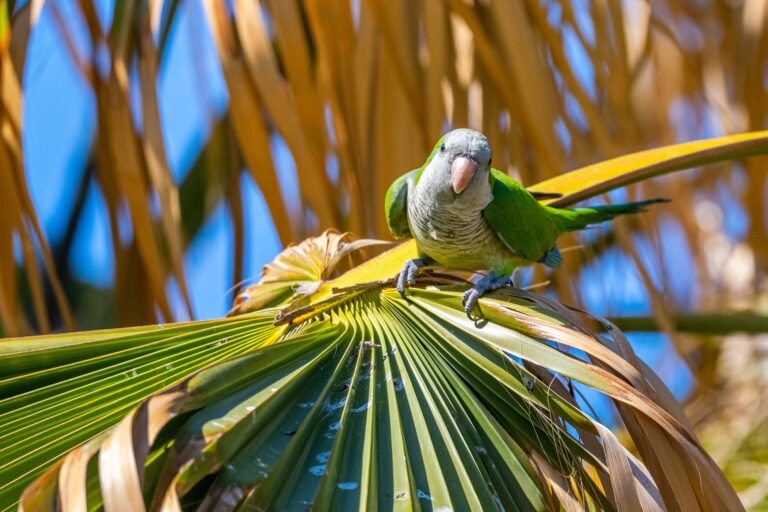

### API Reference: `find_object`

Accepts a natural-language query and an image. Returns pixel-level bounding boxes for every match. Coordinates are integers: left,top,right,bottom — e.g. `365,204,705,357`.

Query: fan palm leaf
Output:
4,136,764,510
2,234,739,511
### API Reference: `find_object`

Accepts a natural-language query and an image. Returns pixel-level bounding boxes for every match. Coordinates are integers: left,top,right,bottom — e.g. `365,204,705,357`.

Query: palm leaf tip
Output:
3,232,741,511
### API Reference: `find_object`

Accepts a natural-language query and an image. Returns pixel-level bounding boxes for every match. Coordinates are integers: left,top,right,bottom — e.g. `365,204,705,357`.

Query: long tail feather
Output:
548,198,669,232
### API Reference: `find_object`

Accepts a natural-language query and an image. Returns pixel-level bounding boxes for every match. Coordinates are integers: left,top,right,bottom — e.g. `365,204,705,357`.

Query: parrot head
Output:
421,128,493,205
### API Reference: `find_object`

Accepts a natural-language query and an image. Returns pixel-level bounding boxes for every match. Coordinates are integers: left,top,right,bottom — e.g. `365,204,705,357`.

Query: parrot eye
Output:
439,143,446,153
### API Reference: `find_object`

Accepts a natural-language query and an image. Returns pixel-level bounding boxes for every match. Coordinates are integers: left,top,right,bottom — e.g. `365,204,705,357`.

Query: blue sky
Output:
20,0,694,404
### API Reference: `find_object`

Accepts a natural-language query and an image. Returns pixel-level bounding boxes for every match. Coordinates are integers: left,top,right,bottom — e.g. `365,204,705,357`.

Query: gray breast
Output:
407,182,509,270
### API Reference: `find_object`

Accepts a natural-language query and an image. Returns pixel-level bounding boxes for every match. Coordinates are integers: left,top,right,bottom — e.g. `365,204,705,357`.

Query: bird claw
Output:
461,273,515,319
396,257,430,299
462,288,482,319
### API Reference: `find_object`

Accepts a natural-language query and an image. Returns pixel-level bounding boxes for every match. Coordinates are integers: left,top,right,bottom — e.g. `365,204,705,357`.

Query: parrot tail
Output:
548,198,669,232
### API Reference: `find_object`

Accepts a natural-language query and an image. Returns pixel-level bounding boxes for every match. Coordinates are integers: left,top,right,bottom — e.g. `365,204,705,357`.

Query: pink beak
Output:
450,156,478,194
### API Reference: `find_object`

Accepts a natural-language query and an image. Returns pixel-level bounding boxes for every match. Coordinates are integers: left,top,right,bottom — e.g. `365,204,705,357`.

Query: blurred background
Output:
2,0,768,505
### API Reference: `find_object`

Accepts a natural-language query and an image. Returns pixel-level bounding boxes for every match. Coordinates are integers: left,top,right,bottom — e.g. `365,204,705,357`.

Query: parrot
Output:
385,128,667,318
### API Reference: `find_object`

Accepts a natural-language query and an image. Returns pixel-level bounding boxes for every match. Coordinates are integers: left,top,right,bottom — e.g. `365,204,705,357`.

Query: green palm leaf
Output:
0,245,737,511
5,131,765,510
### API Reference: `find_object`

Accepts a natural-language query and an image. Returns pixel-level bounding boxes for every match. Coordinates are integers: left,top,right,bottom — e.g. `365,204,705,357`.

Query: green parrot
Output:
385,128,666,318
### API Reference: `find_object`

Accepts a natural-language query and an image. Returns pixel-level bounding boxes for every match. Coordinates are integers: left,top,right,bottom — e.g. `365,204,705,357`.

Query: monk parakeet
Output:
385,128,666,318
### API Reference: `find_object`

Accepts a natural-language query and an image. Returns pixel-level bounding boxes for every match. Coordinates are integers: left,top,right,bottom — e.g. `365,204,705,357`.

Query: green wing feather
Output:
384,169,418,239
529,190,562,200
385,135,448,240
546,199,669,231
483,169,561,262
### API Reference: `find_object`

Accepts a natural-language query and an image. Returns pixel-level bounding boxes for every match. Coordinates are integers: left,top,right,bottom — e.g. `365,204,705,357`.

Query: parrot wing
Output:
529,190,562,200
483,169,561,263
385,168,419,239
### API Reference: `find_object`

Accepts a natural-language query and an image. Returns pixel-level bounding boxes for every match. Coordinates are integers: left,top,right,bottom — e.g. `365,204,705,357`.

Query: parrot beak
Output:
450,156,478,194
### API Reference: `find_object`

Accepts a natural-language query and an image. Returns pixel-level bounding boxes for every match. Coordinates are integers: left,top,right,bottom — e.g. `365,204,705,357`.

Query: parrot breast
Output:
407,178,517,271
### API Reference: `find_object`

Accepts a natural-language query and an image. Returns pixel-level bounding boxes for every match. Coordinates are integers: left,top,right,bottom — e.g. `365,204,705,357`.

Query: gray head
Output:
418,128,493,206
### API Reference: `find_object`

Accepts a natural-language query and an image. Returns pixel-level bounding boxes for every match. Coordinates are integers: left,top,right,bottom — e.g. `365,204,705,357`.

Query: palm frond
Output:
2,232,741,510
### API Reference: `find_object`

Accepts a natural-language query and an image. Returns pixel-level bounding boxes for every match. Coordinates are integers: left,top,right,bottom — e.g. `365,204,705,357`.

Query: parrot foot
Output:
462,272,514,319
396,257,432,299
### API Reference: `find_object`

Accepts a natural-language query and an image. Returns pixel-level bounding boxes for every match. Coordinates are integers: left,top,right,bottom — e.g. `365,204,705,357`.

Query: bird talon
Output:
396,278,407,299
406,265,419,286
395,257,431,299
462,289,481,319
461,272,516,319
